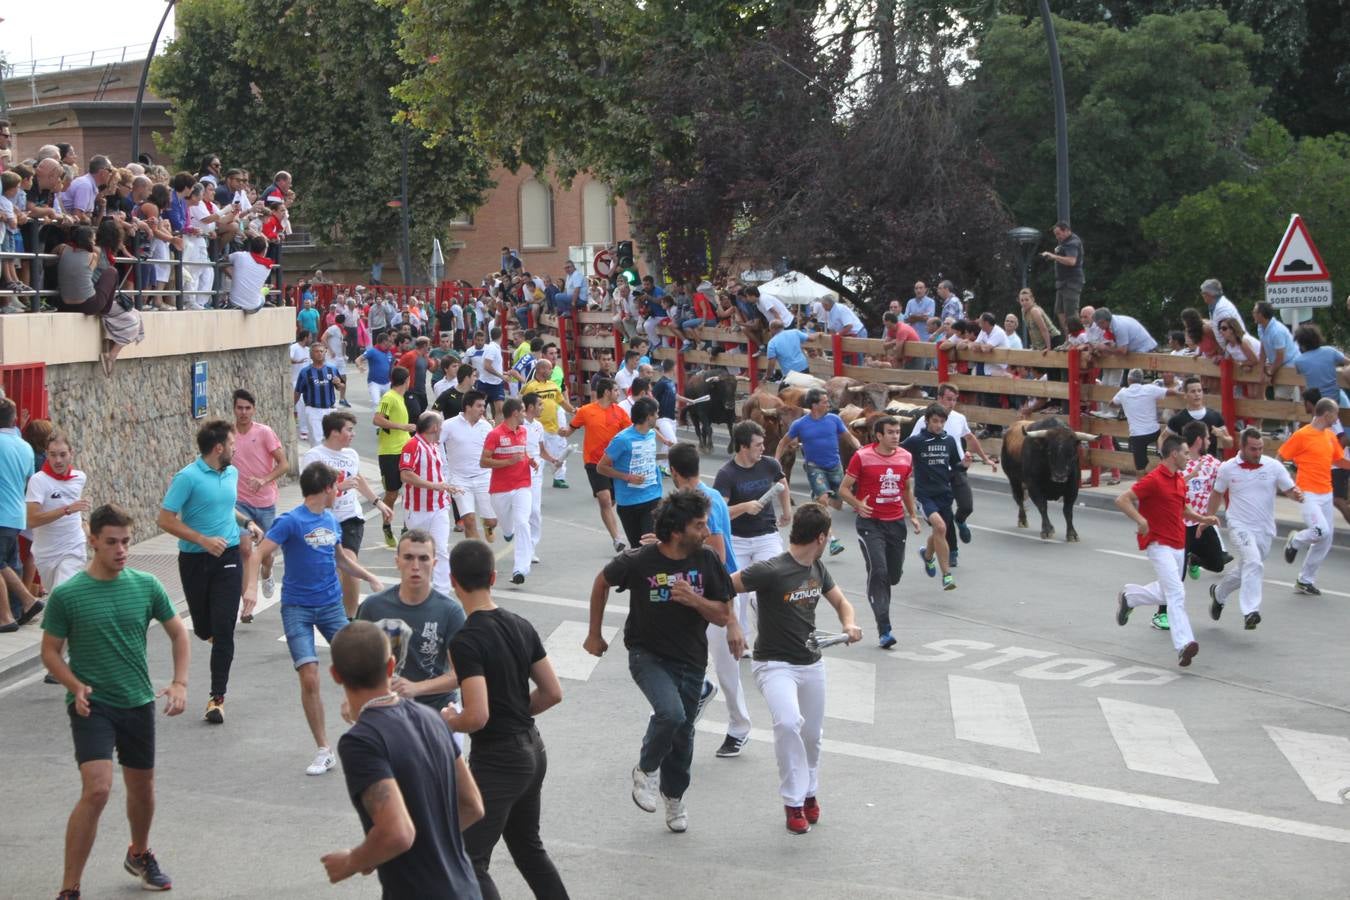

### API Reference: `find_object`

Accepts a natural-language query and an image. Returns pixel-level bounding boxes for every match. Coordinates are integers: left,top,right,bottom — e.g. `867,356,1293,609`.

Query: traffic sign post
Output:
1265,214,1332,319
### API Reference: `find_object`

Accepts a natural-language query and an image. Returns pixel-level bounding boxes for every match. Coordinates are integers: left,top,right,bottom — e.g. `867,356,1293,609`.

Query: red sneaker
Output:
803,796,820,825
785,805,811,835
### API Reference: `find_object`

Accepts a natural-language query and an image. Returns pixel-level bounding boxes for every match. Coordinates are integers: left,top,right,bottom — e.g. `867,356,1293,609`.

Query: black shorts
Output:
378,454,402,494
0,525,19,571
69,700,155,769
340,517,365,553
476,380,505,402
585,463,613,498
1335,468,1349,501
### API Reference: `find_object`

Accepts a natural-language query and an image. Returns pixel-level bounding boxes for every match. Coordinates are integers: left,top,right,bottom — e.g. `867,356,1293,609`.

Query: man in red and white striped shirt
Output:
399,412,462,596
480,398,537,585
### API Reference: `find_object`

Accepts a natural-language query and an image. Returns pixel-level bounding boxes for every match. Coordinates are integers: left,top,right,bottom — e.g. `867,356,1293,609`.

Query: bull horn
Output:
850,418,869,428
844,385,864,394
761,409,780,418
1074,431,1097,442
1024,429,1049,438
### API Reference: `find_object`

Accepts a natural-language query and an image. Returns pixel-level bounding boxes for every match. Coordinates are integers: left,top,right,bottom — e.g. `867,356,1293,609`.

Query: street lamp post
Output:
131,0,176,164
1039,0,1071,224
1008,226,1042,290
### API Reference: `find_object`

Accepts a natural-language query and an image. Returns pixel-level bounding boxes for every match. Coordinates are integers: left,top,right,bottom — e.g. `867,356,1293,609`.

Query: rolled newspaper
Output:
757,481,785,507
806,630,856,651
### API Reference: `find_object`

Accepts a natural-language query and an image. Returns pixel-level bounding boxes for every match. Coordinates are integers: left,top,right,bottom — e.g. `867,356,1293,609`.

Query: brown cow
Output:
748,385,807,480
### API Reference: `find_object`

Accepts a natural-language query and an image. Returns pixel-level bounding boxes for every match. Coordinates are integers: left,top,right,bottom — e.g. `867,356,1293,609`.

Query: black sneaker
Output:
715,733,749,758
511,572,525,585
1295,580,1321,596
1283,533,1298,564
1178,641,1199,668
693,680,718,724
613,539,626,553
957,521,972,544
1115,592,1131,627
1244,611,1261,630
57,890,80,899
124,847,172,891
1209,584,1223,621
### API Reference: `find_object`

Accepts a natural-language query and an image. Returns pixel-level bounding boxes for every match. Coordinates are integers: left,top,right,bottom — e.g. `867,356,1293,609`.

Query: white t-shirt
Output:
26,469,89,562
477,342,504,385
289,342,310,386
322,324,345,362
450,304,464,329
523,418,545,462
1005,330,1024,350
228,251,270,311
943,409,971,455
187,200,217,237
1112,383,1168,436
432,377,454,400
1213,455,1294,538
301,444,362,522
614,366,639,394
757,293,793,327
441,415,492,484
975,326,1010,376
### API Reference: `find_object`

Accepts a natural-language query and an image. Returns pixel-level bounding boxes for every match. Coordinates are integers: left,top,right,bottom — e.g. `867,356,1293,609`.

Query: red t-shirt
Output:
844,445,912,521
892,322,921,343
486,422,531,493
261,214,282,242
692,292,716,320
398,349,420,375
1131,464,1186,551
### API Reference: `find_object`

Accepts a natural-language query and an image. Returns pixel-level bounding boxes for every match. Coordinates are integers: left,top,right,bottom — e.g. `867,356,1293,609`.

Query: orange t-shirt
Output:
1278,425,1342,494
571,402,631,464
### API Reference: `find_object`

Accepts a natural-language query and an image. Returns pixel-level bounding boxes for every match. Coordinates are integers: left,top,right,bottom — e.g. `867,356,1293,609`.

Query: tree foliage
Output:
152,0,492,271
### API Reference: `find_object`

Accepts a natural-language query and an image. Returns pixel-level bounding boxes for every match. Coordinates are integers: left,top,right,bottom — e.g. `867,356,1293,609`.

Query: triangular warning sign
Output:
1266,214,1330,283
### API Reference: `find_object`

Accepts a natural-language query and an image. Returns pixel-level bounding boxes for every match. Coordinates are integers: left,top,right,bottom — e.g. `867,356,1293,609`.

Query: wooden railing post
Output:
1219,357,1238,458
831,332,844,376
747,338,759,391
556,315,571,398
937,345,950,383
498,308,509,349
674,343,687,396
614,325,625,363
1066,347,1082,430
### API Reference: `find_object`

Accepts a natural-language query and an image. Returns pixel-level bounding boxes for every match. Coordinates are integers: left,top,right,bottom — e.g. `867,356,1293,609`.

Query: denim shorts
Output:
281,602,350,668
804,462,845,500
681,318,715,330
235,502,276,535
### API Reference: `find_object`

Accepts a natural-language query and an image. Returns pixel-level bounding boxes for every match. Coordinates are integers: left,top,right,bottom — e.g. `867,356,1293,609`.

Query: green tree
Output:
973,10,1266,313
152,0,492,272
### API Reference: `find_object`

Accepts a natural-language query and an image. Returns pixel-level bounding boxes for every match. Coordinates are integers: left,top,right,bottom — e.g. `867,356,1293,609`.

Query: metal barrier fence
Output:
0,248,286,312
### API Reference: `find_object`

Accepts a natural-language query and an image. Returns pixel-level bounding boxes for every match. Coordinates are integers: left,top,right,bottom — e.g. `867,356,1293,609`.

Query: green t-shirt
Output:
42,568,177,709
377,390,413,457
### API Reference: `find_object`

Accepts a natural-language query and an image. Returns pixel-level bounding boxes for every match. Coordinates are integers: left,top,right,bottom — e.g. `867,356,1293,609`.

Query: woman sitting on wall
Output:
55,222,144,375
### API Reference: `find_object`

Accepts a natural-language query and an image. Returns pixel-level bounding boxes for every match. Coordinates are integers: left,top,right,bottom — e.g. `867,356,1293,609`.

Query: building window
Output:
449,211,473,228
520,180,553,249
581,181,614,245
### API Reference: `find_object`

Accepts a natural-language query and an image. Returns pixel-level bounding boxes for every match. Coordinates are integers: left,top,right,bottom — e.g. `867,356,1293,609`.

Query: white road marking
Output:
947,675,1040,753
1265,726,1350,804
0,669,47,698
277,631,330,649
967,523,1052,543
504,590,629,616
694,720,1350,845
544,621,618,681
824,657,875,724
1095,548,1146,561
1098,697,1217,784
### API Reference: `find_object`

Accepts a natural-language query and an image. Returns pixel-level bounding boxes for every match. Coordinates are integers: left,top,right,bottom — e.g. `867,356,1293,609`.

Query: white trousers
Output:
529,471,543,549
304,407,333,447
655,418,677,456
295,397,307,435
35,552,86,593
181,236,213,308
491,487,533,576
1292,492,1334,585
707,532,784,739
1123,544,1192,650
1213,526,1270,616
368,381,390,409
405,507,451,597
543,432,569,481
752,659,825,806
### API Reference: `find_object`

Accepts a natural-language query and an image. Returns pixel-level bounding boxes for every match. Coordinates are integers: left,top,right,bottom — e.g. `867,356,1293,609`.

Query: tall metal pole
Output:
131,0,175,163
1039,0,1070,224
399,128,412,284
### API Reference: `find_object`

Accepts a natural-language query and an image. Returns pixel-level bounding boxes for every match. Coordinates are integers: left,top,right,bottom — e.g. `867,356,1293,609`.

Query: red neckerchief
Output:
42,460,77,481
1238,461,1262,469
249,251,274,268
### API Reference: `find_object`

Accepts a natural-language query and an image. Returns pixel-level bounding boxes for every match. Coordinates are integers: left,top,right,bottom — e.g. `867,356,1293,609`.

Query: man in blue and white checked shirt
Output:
295,343,345,447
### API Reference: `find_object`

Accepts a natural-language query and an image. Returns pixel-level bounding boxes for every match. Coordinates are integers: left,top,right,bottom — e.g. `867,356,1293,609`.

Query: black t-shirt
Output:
356,588,467,710
435,386,466,421
714,457,786,538
338,701,481,900
1167,407,1225,458
1055,233,1085,287
604,544,734,668
448,607,546,742
739,552,836,666
901,428,962,499
436,309,456,333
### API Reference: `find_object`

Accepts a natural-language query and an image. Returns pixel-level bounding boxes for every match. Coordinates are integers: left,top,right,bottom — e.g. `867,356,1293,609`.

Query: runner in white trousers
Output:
397,412,461,597
1113,434,1219,667
521,394,558,557
481,398,536,584
1206,428,1302,629
731,503,861,835
1278,398,1350,594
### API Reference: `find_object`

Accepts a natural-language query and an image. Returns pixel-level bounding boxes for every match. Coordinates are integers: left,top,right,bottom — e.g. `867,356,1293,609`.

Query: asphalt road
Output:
3,370,1350,899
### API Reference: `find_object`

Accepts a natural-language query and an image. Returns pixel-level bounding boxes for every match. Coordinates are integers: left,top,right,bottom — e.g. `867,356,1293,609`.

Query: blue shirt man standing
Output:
0,398,39,629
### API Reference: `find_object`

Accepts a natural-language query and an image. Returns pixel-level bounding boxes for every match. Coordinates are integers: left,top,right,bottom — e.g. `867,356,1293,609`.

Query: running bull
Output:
1000,418,1096,541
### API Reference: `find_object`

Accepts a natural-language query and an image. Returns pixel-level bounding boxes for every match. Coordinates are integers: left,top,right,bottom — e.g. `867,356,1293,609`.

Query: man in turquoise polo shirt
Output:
156,419,264,724
0,398,44,632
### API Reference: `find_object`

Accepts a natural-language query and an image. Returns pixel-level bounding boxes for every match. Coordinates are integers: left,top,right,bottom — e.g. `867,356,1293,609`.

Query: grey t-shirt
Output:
357,587,466,709
1055,233,1085,287
738,552,836,666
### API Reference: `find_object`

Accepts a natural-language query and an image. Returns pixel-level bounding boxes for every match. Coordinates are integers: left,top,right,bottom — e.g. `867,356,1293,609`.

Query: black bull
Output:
684,370,739,453
1000,419,1096,541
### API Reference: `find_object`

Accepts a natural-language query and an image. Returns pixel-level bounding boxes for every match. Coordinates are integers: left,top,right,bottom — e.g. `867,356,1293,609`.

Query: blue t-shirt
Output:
787,413,847,469
0,433,34,530
1259,319,1299,366
697,482,738,573
652,377,678,420
604,426,662,507
1294,346,1347,401
363,346,394,385
161,459,241,553
266,505,342,608
297,307,320,335
767,329,811,374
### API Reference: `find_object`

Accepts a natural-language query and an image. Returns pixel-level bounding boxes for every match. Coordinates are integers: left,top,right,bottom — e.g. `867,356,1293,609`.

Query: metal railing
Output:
0,248,287,313
2,41,167,79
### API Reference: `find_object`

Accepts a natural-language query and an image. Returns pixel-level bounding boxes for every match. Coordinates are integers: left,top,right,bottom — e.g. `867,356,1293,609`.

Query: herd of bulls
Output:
679,368,1098,540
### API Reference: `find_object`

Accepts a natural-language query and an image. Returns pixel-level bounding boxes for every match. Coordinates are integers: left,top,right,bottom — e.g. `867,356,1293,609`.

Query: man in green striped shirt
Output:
41,504,191,897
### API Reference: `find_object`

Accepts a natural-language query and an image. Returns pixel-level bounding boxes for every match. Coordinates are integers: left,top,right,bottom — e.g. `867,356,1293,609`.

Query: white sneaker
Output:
631,766,658,813
306,747,336,776
532,555,541,564
262,576,276,600
662,793,688,833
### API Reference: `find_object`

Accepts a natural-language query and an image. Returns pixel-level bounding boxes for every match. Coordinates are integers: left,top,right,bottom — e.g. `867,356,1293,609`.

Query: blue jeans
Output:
281,602,349,668
628,647,704,799
803,462,844,501
235,502,276,534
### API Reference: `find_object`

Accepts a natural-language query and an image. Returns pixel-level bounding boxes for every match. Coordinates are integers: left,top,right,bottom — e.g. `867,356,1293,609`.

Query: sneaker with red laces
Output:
124,846,172,890
784,804,811,835
803,796,820,825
